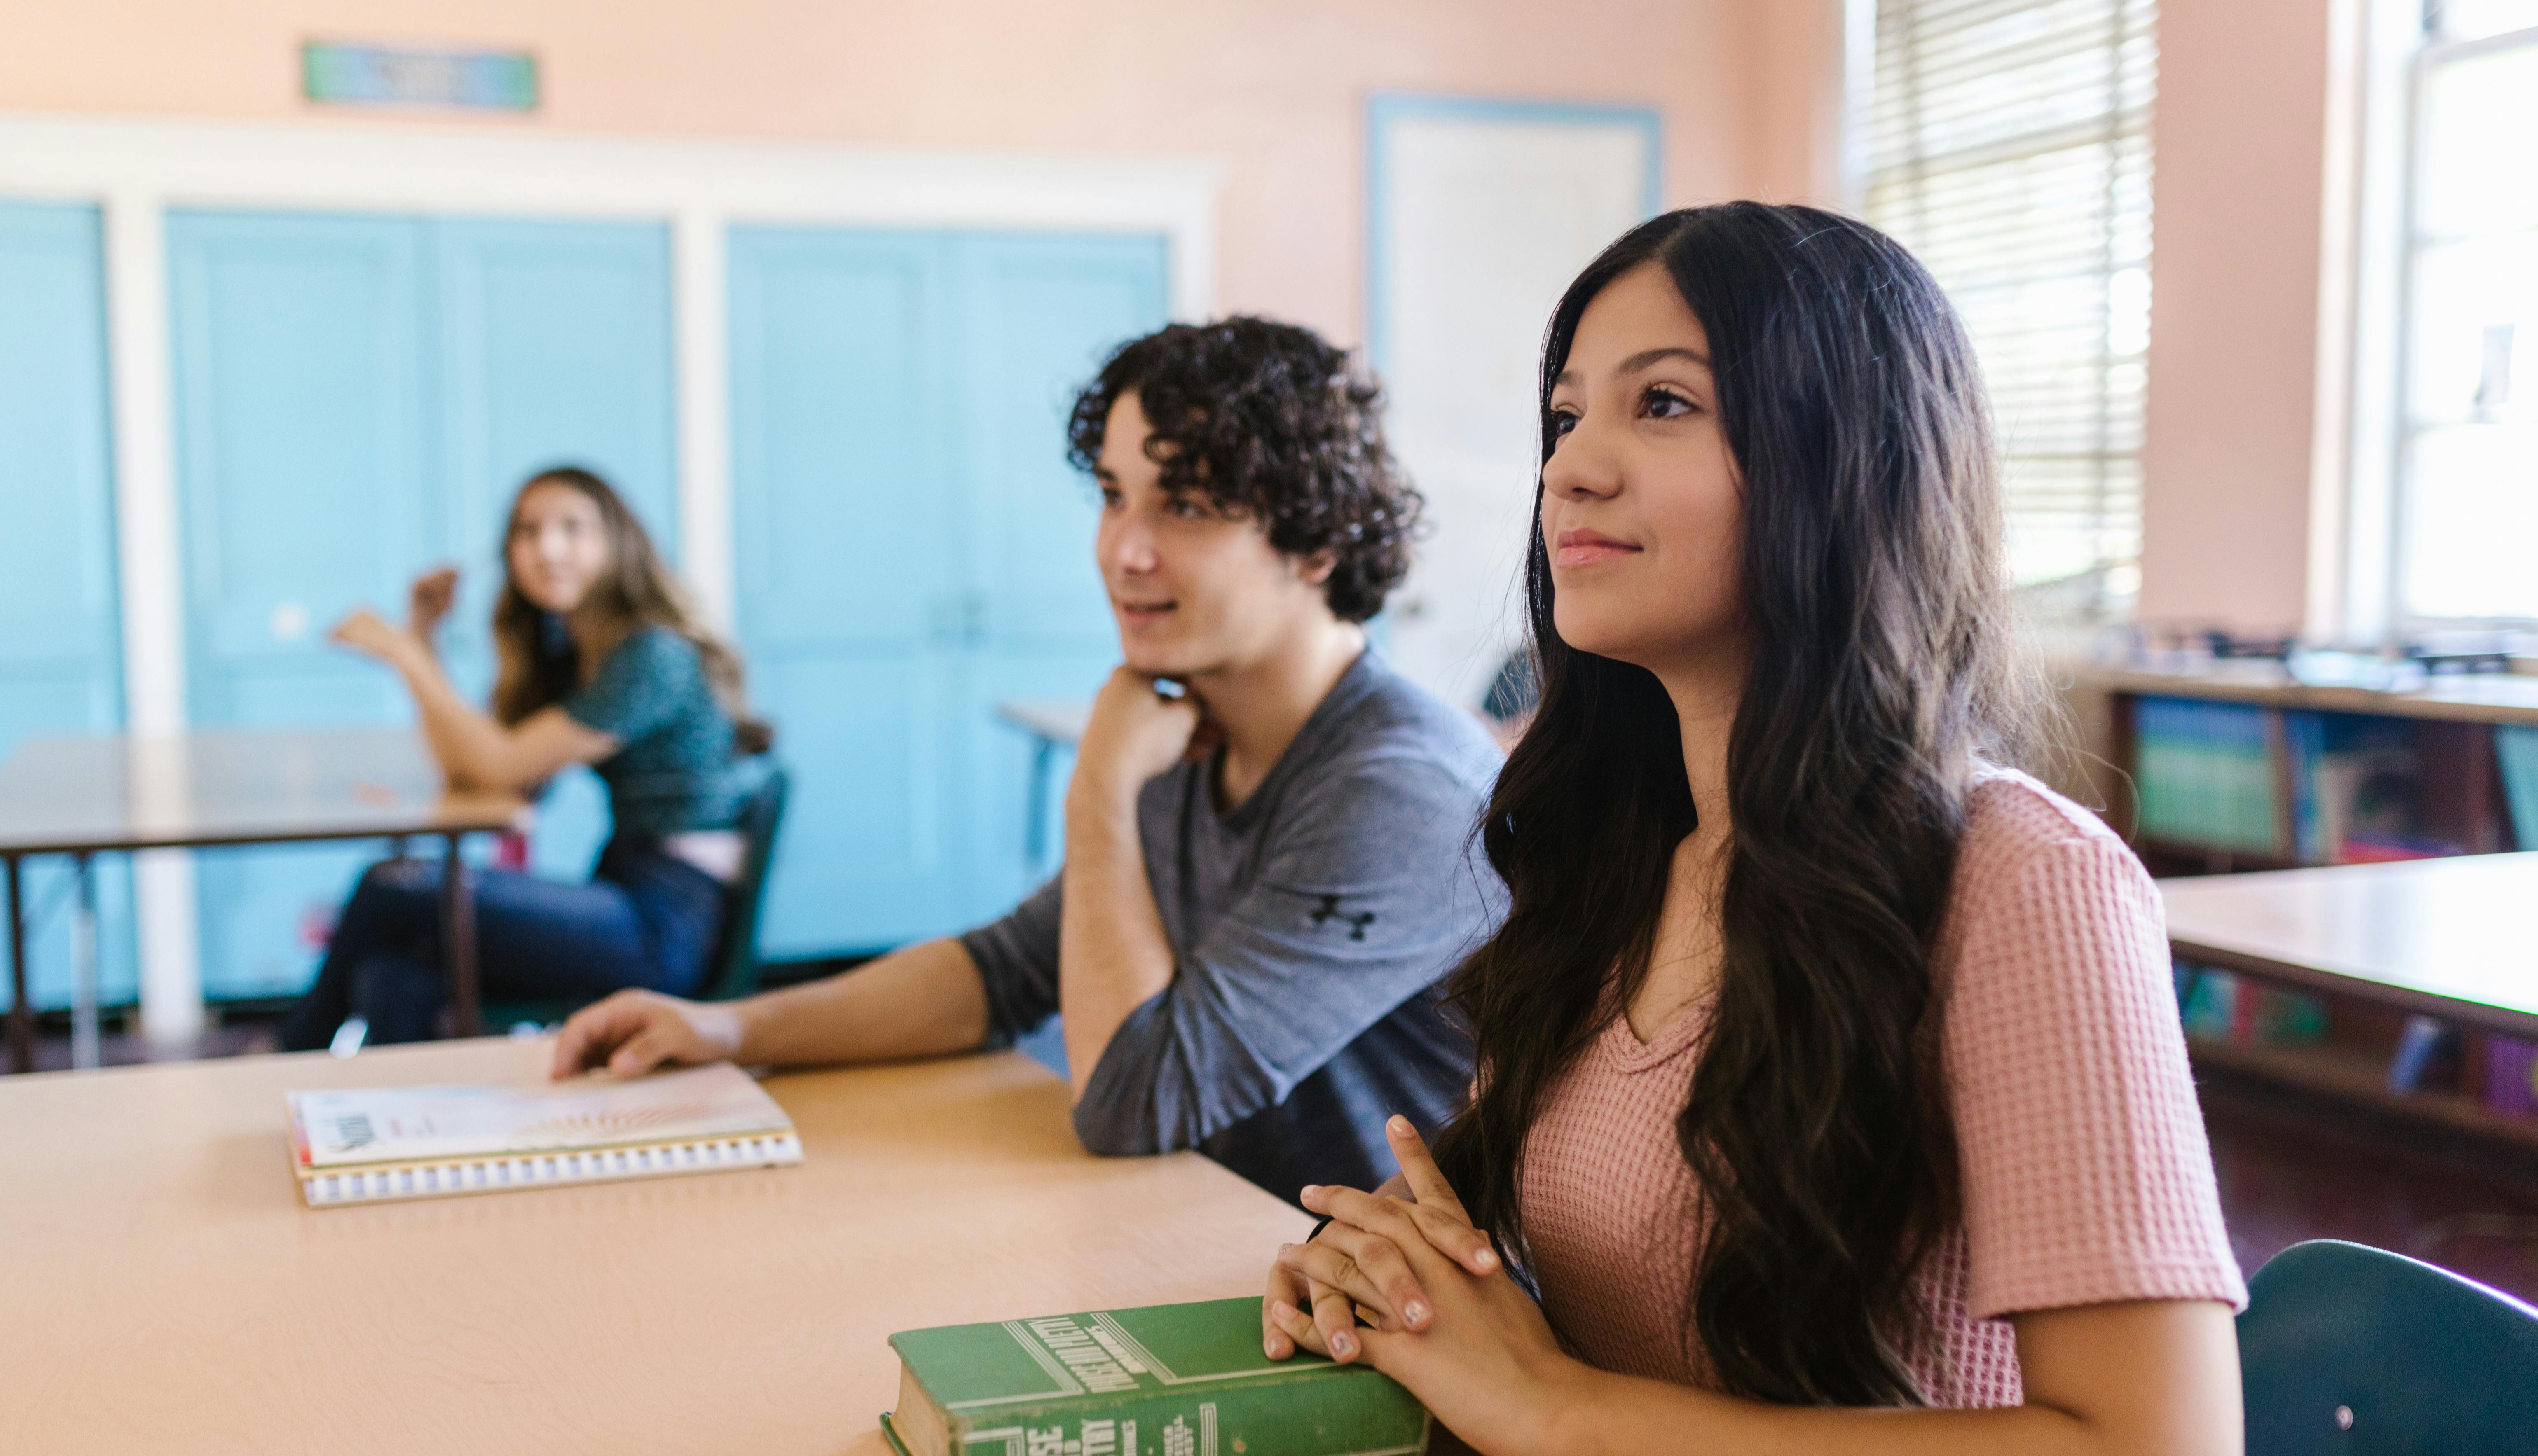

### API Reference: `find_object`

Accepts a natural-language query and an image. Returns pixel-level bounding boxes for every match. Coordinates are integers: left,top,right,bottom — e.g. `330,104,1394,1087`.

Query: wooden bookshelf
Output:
2188,1035,2538,1156
2135,837,2306,875
2072,661,2538,729
2079,658,2523,868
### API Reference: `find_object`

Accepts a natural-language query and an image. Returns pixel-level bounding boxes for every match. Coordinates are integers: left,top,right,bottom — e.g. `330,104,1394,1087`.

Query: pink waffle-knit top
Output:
1519,769,2248,1407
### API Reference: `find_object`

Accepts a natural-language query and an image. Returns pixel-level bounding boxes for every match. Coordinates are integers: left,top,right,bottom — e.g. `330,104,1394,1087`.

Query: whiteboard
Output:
1368,98,1660,710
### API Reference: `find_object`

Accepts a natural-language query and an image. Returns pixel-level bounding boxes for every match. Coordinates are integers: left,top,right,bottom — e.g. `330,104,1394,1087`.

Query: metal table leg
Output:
6,855,28,1074
442,832,480,1039
1024,734,1057,872
71,853,98,1071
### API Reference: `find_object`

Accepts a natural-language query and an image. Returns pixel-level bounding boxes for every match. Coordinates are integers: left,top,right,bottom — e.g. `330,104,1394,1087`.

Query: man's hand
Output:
550,989,745,1080
407,566,459,640
1070,666,1204,807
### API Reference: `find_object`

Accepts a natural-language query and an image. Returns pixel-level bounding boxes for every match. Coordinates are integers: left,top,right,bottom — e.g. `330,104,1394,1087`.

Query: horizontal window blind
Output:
1861,0,2157,617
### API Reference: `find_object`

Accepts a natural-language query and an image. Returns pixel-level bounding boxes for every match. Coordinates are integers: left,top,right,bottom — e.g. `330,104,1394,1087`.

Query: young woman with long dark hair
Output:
1257,204,2245,1452
280,467,771,1051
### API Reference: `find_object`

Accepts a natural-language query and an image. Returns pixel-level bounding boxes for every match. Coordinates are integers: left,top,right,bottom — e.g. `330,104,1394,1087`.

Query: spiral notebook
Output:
286,1062,803,1208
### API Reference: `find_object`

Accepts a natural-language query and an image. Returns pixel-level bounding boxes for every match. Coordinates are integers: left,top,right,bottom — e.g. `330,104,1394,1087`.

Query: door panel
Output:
171,214,435,714
956,233,1168,922
0,201,135,1010
436,219,679,880
728,227,967,954
169,211,436,998
169,211,681,998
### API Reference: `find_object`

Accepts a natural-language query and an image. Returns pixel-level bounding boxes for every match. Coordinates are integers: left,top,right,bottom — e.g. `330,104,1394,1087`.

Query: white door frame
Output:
0,112,1221,1042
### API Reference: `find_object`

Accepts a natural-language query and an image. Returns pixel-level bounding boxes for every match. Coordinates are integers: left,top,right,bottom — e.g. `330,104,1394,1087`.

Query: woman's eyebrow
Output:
1554,346,1714,389
1618,346,1711,373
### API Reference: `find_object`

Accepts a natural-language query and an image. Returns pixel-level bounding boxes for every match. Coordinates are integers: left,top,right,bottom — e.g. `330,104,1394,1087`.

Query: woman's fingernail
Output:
1388,1115,1413,1136
1475,1248,1500,1271
1300,1185,1321,1201
1331,1330,1356,1358
1270,1301,1297,1320
1405,1299,1430,1326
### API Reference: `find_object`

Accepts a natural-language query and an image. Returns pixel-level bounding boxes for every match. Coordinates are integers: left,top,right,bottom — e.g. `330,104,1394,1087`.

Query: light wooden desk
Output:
2160,852,2538,1040
0,728,527,1071
0,1038,1311,1455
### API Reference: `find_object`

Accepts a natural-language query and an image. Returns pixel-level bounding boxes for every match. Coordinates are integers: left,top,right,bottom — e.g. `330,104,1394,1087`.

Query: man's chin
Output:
1116,640,1207,680
1118,651,1186,678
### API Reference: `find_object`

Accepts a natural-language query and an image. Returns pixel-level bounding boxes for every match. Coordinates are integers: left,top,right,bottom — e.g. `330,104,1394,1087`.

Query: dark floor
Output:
19,1017,2538,1302
2199,1067,2538,1300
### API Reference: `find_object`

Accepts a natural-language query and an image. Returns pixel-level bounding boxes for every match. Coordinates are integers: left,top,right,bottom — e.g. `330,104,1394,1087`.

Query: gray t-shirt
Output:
960,648,1505,1201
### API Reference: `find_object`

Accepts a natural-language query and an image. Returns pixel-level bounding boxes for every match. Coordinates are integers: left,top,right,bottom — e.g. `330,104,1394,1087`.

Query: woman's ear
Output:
1295,550,1339,588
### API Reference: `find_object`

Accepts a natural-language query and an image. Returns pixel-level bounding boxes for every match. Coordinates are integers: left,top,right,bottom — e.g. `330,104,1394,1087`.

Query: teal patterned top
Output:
561,626,756,838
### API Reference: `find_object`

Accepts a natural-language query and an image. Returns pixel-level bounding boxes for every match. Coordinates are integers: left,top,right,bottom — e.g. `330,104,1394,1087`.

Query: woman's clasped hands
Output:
1260,1115,1602,1456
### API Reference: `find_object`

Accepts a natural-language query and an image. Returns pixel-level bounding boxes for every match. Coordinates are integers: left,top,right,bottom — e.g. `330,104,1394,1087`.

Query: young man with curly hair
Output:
553,318,1503,1200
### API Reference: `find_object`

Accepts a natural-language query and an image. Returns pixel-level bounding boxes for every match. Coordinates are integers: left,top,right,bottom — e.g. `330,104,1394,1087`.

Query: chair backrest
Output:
2239,1239,2538,1454
693,763,789,1003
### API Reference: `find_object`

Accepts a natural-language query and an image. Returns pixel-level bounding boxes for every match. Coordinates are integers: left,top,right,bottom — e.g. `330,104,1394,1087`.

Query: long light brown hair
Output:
492,466,771,753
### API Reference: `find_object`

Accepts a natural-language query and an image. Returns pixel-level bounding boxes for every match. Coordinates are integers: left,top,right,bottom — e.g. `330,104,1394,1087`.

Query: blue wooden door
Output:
0,202,134,1010
168,212,677,999
434,219,679,881
169,211,433,998
729,227,1166,956
728,227,971,956
953,232,1168,920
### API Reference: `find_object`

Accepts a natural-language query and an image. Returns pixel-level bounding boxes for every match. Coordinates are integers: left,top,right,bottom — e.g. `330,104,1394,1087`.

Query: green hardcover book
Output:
881,1296,1430,1456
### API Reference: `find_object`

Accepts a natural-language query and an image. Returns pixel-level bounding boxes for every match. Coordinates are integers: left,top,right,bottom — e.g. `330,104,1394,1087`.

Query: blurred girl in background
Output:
281,467,769,1052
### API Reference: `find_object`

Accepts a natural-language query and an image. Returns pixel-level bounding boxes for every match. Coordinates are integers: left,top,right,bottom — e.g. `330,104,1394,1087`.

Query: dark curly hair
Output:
1064,317,1421,623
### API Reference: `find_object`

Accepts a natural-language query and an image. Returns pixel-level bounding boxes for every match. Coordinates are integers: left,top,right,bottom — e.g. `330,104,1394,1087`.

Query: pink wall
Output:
2,0,1795,345
2138,0,2335,633
9,0,2333,636
1736,0,1848,206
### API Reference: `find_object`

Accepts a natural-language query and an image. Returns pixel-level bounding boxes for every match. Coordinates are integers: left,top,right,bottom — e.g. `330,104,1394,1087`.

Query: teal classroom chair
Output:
484,763,791,1035
2238,1239,2538,1454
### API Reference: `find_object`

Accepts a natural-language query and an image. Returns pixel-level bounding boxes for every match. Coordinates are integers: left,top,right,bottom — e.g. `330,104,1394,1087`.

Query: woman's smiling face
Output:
1539,261,1747,679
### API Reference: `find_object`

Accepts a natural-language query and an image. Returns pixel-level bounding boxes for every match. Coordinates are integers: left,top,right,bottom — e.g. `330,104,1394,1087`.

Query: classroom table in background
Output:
2160,852,2538,1040
0,728,528,1073
995,698,1091,870
0,1039,1313,1455
2160,853,2538,1153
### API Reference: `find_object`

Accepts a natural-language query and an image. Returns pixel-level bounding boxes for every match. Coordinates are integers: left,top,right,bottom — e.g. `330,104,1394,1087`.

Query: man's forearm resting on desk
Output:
549,938,990,1078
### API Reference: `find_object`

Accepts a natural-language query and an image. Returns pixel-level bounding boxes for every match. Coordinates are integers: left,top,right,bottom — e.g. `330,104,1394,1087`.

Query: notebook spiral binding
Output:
300,1131,805,1208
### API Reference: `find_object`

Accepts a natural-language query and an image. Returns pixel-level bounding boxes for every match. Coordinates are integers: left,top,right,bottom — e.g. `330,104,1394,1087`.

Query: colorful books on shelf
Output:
2280,710,2465,863
2178,966,2325,1047
882,1296,1429,1456
2497,725,2538,854
285,1062,801,1208
2138,695,2525,863
2134,697,2282,854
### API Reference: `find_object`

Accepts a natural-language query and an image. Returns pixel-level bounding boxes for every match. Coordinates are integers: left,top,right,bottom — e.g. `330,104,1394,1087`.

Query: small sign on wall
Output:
302,42,538,111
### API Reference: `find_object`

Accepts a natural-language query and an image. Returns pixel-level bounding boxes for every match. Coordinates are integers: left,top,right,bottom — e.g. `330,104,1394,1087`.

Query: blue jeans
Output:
279,839,726,1051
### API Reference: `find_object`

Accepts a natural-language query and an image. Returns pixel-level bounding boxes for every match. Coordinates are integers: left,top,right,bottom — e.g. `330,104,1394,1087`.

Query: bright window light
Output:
2400,18,2538,622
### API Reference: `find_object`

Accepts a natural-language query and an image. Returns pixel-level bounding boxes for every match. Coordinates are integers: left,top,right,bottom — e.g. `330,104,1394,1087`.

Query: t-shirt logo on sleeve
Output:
1309,893,1377,941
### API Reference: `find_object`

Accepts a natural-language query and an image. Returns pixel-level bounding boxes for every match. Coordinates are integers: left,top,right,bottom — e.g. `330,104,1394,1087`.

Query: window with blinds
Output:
1859,0,2157,619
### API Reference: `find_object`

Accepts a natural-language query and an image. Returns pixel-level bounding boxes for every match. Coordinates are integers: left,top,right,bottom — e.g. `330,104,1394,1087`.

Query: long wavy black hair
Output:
1430,203,2039,1406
